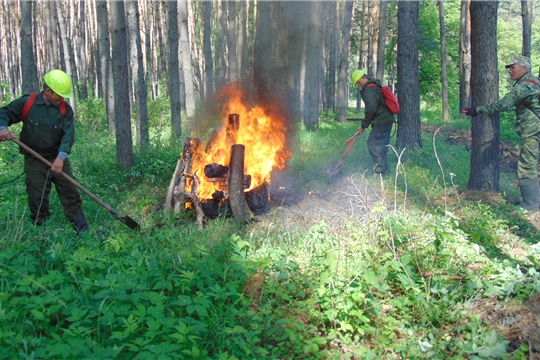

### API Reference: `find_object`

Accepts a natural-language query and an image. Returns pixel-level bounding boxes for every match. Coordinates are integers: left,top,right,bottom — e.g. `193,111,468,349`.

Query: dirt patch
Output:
470,294,540,358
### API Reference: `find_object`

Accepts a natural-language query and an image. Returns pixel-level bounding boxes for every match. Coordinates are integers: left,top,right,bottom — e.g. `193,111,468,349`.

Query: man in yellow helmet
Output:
0,70,89,234
351,69,395,174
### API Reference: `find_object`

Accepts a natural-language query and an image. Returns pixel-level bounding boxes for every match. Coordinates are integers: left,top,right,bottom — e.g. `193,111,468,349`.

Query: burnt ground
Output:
250,125,540,357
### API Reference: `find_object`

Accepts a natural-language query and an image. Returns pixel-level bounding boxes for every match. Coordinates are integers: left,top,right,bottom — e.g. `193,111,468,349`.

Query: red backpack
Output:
21,92,66,121
367,83,400,115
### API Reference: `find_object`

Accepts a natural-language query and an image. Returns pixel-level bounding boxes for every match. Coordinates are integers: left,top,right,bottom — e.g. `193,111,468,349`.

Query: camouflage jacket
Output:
477,72,540,137
360,78,395,129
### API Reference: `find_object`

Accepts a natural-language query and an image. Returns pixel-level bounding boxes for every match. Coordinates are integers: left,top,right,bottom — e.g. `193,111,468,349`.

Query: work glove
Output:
462,107,478,117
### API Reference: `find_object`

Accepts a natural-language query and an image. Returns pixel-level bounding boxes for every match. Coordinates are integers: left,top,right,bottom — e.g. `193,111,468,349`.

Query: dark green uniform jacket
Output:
477,72,540,138
0,92,75,158
360,78,395,129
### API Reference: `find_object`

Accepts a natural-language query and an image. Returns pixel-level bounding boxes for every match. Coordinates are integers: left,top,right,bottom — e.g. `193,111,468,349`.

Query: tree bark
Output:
468,1,499,192
228,144,253,224
55,1,76,109
227,0,238,83
126,0,149,146
96,0,115,134
202,1,214,99
376,0,388,81
438,0,449,121
356,0,367,113
459,0,472,111
396,0,422,151
168,1,182,138
521,0,532,59
20,0,38,94
110,0,134,169
179,0,196,118
336,0,354,123
303,2,322,131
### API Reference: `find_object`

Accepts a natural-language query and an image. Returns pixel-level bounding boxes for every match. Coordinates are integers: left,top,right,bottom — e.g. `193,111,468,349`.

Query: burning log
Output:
228,144,253,223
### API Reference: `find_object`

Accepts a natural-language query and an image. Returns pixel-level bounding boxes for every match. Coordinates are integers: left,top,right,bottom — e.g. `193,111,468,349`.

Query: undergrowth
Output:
0,98,539,359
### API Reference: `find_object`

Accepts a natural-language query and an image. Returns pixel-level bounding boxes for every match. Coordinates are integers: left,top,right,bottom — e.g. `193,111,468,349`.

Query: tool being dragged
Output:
327,128,364,175
11,138,141,231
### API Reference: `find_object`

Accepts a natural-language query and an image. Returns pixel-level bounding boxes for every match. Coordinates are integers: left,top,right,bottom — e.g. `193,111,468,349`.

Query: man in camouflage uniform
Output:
0,70,89,233
464,55,540,211
351,69,395,174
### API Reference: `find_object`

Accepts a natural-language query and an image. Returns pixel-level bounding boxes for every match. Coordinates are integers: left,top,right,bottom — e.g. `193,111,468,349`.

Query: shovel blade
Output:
327,159,345,175
121,215,141,231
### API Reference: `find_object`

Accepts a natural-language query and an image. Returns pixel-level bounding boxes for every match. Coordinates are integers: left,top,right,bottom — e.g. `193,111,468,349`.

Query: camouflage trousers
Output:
367,122,393,174
518,132,540,182
24,156,84,223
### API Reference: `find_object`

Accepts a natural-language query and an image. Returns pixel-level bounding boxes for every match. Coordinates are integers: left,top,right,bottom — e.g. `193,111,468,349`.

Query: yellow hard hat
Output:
43,70,73,98
351,69,365,85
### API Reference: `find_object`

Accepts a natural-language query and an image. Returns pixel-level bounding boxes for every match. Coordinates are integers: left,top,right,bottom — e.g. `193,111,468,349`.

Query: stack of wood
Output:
164,115,269,229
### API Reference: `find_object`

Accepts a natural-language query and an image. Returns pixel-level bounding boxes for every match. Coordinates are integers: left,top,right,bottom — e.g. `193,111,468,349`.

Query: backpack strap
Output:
21,93,38,121
21,93,67,121
520,78,540,120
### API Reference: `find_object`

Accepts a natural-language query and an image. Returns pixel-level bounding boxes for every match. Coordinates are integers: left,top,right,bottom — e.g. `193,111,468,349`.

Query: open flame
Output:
186,83,292,200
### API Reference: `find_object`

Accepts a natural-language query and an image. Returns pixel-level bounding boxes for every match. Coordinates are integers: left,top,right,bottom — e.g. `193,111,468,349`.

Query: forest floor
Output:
252,125,540,356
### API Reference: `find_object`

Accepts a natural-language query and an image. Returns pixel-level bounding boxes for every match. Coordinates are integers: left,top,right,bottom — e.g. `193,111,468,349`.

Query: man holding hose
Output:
0,69,89,233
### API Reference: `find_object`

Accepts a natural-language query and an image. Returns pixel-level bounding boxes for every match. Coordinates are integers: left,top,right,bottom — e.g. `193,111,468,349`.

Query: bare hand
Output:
51,158,64,174
0,128,16,142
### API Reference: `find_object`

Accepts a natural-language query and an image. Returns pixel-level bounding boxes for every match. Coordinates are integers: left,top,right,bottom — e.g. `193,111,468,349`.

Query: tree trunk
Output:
438,0,449,121
20,0,38,94
77,0,89,99
303,2,322,131
327,2,337,112
110,0,134,169
55,1,76,109
228,144,253,224
336,0,354,123
521,0,532,59
376,0,388,81
468,0,499,192
396,0,422,151
168,1,182,138
202,0,214,99
356,0,367,113
179,0,196,118
227,0,238,83
459,0,472,111
96,0,115,134
126,0,149,146
217,0,228,88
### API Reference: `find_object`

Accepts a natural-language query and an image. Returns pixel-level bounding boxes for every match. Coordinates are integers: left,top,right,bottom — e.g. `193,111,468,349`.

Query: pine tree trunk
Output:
336,0,354,123
468,1,500,192
20,0,38,93
168,1,182,138
459,0,471,111
96,0,115,134
110,0,134,169
396,0,422,151
376,0,387,81
438,0,449,121
179,0,196,118
202,1,214,99
126,0,149,146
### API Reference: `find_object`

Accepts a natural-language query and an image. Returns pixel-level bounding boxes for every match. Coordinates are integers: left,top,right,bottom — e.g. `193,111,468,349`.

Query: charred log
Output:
204,163,229,178
228,144,253,223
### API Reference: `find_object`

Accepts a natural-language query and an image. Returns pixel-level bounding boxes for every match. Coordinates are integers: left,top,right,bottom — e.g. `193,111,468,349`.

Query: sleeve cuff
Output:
57,151,68,160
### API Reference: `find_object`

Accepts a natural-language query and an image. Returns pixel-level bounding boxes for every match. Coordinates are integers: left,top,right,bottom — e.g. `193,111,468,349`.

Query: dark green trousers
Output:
24,156,84,223
367,122,393,174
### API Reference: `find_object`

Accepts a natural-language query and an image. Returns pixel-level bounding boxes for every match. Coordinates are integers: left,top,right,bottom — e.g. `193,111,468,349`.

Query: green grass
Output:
0,99,538,359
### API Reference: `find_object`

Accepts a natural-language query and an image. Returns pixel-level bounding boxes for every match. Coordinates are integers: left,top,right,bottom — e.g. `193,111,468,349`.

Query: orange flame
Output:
186,83,292,199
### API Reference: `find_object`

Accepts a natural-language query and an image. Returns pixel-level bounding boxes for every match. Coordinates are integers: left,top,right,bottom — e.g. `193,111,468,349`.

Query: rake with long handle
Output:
11,138,141,231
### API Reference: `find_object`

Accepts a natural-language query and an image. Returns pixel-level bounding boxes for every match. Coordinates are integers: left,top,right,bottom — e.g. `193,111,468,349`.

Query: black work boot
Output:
518,178,540,211
72,213,90,235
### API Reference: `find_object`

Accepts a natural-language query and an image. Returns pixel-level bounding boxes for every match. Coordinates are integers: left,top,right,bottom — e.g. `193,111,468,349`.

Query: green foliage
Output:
1,96,539,359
